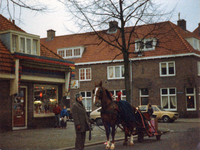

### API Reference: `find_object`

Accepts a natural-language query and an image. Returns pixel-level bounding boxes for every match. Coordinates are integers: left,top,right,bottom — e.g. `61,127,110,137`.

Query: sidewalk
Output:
0,118,199,150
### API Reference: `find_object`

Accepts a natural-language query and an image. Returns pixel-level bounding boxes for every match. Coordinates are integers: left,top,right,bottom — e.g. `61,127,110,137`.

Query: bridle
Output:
93,87,103,107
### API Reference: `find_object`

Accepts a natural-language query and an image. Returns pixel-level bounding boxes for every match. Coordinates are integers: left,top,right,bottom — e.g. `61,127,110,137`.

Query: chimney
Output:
108,21,118,33
177,19,186,30
47,29,56,41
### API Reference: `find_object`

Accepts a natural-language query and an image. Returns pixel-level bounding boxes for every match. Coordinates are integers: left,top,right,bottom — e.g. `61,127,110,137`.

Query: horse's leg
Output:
129,126,135,146
123,126,128,146
110,125,115,149
104,124,110,149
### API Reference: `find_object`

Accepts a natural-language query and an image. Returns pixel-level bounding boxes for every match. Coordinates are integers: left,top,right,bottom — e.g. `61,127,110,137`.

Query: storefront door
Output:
13,88,27,128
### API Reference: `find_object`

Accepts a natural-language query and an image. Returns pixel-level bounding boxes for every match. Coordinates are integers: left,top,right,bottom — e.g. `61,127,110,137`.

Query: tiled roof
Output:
0,14,25,32
40,44,63,59
0,40,15,74
41,21,200,64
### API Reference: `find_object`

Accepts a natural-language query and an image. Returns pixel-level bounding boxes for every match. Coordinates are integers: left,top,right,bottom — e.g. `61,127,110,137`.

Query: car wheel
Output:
96,118,103,126
163,116,170,123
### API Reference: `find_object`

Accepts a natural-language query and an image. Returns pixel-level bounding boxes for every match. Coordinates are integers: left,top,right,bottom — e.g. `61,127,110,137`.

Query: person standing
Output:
147,103,154,118
72,93,90,150
53,103,61,128
60,105,69,129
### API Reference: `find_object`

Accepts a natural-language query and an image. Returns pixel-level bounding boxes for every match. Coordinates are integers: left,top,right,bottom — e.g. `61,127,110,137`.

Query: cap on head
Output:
75,93,82,101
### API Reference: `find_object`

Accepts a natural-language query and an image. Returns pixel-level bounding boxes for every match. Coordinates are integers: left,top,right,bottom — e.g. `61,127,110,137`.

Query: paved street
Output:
0,118,199,150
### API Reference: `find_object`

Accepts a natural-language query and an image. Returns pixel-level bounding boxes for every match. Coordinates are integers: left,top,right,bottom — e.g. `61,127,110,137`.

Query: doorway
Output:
13,87,27,129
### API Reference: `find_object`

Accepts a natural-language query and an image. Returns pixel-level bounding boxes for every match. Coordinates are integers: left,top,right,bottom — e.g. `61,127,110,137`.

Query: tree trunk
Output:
123,51,131,103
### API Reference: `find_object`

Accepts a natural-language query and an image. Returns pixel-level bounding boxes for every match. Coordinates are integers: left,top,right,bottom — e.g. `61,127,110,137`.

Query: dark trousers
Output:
75,132,86,150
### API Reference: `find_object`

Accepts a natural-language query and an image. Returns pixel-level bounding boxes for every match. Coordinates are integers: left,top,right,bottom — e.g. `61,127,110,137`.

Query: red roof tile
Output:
0,40,15,74
0,14,25,32
41,21,200,64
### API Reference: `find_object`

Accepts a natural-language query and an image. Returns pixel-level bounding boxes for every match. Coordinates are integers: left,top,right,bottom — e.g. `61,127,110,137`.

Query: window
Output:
186,88,196,111
160,88,177,110
58,50,65,57
110,90,126,100
198,62,200,76
81,91,92,111
33,39,38,55
20,37,25,53
66,49,72,57
57,47,84,59
74,48,80,56
135,38,157,51
160,62,175,76
33,85,58,117
107,66,124,79
79,68,91,81
12,35,18,52
26,39,31,54
140,88,149,105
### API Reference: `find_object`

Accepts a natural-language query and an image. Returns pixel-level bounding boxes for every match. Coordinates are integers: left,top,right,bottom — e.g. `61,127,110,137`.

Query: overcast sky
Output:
1,0,200,38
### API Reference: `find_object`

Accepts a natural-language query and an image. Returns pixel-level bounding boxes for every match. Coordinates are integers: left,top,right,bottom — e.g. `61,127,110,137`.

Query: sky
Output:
0,0,200,38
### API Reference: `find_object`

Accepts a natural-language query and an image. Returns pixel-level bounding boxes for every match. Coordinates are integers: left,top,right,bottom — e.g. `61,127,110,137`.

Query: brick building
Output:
0,15,75,131
41,20,200,118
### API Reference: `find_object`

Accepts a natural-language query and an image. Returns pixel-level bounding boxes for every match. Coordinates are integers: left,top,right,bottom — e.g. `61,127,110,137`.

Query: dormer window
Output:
0,30,40,55
135,38,157,52
57,46,84,59
185,37,200,50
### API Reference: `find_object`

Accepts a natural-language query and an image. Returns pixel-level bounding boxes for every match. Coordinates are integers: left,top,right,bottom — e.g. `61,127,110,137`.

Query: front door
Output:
13,88,26,127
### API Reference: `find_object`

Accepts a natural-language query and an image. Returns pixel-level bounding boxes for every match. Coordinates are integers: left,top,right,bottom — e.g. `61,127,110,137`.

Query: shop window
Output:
160,88,177,110
34,85,58,117
186,88,196,111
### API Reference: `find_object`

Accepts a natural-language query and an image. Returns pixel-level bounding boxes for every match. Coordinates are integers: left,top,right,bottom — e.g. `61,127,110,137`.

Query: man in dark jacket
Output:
72,93,90,150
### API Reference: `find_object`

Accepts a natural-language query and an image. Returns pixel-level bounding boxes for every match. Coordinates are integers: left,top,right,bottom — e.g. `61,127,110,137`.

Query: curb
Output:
59,128,169,150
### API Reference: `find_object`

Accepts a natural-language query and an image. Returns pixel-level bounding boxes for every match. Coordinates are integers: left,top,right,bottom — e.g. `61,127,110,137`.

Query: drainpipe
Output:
10,59,19,95
130,60,133,105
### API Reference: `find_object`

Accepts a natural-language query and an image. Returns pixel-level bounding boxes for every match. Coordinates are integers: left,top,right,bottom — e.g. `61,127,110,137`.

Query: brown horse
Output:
93,81,137,149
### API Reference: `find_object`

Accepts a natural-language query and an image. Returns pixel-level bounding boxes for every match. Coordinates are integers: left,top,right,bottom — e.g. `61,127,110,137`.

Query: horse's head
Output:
93,81,103,107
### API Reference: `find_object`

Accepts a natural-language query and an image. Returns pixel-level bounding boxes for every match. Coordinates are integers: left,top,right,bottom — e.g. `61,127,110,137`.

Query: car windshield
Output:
157,106,165,111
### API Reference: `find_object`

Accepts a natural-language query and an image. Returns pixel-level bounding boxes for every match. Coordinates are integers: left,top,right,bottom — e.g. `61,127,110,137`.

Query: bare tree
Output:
0,0,48,22
59,0,173,103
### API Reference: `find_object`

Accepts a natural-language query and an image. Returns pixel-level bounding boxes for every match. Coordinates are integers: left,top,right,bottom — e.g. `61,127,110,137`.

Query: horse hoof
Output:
110,143,115,149
129,142,134,146
106,146,110,149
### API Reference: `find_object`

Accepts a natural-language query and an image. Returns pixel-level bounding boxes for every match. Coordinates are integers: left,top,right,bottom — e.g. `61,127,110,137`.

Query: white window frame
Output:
57,49,65,58
140,88,149,105
79,68,92,81
186,88,196,111
57,47,84,59
107,65,124,79
160,88,177,111
198,62,200,76
80,91,92,112
135,38,157,52
159,61,175,77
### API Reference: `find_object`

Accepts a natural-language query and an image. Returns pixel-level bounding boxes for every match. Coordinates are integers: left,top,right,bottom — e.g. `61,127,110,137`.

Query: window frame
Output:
186,88,196,111
110,89,126,101
140,88,149,105
135,38,157,52
11,32,40,55
57,47,84,59
79,68,92,81
159,61,176,77
198,62,200,76
160,87,177,111
80,91,92,112
107,65,124,80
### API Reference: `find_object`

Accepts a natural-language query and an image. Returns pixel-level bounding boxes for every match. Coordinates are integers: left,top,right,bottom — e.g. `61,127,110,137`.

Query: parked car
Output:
137,105,179,123
90,107,103,126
